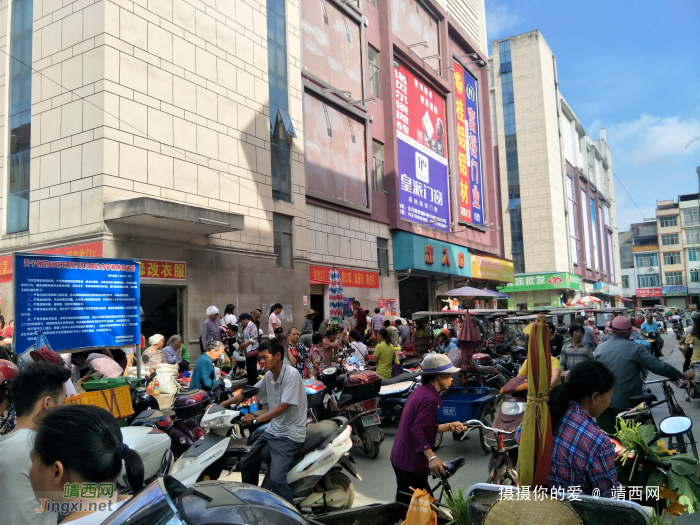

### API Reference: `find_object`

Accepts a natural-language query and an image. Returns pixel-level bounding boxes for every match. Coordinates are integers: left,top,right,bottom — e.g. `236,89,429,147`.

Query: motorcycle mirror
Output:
158,449,173,477
658,416,692,437
142,355,150,364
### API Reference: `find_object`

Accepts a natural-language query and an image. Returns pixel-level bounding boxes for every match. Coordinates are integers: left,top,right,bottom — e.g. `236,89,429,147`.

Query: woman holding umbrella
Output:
390,354,465,506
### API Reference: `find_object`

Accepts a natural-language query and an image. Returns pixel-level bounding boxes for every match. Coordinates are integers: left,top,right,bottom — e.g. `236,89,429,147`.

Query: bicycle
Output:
462,419,518,486
618,378,699,460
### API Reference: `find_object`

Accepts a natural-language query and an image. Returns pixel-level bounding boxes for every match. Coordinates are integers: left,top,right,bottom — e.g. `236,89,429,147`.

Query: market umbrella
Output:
518,313,553,488
565,295,601,307
439,286,509,298
457,311,481,374
328,267,344,325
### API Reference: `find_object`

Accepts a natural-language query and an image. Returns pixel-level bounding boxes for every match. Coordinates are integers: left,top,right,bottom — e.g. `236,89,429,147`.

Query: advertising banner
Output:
14,253,140,353
637,288,662,298
379,298,397,316
469,254,514,282
662,285,687,296
309,265,380,289
498,272,581,293
394,59,450,231
452,59,484,226
507,298,516,310
343,297,355,319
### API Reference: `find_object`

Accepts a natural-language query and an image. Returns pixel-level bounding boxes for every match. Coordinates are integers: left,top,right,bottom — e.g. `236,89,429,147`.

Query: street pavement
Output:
223,331,700,519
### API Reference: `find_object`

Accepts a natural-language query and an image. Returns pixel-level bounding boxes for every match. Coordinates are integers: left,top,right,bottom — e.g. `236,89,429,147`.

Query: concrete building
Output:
628,221,662,307
680,193,700,308
490,30,622,309
656,198,686,309
302,0,509,320
435,0,488,55
0,0,311,359
618,229,635,303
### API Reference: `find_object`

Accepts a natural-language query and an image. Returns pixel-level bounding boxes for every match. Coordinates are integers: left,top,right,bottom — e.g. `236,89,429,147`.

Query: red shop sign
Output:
0,241,103,283
309,265,380,289
637,288,662,298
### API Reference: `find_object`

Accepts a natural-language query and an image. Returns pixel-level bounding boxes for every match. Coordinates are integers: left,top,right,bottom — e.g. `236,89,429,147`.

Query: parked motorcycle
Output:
377,371,421,424
485,375,526,473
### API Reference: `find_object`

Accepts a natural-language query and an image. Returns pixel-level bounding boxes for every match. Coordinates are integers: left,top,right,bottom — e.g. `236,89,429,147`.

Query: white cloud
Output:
607,114,700,166
485,0,521,39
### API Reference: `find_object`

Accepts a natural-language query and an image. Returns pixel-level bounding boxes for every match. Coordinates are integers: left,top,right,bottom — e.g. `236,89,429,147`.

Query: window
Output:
377,238,389,276
692,269,700,283
273,214,293,268
665,271,683,286
607,231,615,282
372,140,385,192
7,0,33,233
663,251,681,265
268,0,292,202
683,208,700,227
581,189,592,266
368,45,380,99
635,253,658,267
622,275,630,288
566,176,578,263
661,233,679,246
689,248,699,262
366,0,376,6
685,227,700,245
637,274,660,288
660,216,678,228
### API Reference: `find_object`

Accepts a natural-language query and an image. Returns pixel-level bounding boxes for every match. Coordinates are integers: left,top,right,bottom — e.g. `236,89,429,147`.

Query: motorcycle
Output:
643,331,663,358
485,375,526,474
683,359,700,401
376,371,421,424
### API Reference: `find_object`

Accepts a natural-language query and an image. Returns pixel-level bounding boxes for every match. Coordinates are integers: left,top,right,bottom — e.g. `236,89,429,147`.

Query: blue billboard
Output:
14,253,140,353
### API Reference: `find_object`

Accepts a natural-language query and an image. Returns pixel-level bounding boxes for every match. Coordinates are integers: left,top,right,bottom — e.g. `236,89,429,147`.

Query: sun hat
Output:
149,334,165,345
305,309,317,318
30,347,63,366
421,354,460,375
610,316,633,334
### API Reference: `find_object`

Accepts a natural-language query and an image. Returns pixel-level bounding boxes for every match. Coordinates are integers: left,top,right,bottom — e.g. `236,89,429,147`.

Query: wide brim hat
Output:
305,309,317,317
421,353,460,375
610,316,633,334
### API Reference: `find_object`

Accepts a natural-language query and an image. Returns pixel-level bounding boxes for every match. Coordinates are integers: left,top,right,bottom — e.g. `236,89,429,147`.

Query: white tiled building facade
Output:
0,0,312,356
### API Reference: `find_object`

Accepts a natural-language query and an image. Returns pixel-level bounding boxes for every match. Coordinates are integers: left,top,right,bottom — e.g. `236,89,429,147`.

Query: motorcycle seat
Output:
382,371,420,386
259,420,339,465
629,393,657,405
131,409,166,426
337,394,354,408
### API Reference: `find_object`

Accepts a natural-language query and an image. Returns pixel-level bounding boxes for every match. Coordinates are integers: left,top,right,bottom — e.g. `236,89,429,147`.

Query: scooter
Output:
683,360,700,401
377,371,421,424
485,375,526,472
643,331,663,358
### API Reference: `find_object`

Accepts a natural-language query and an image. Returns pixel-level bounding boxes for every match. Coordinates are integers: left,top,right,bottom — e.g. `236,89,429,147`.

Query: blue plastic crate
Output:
436,387,494,424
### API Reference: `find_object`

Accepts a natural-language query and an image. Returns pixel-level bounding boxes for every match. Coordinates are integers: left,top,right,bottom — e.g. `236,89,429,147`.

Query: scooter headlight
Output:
202,416,225,428
501,401,526,415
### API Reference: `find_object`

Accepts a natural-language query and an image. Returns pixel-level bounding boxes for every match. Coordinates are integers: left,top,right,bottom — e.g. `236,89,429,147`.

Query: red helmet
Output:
0,359,19,402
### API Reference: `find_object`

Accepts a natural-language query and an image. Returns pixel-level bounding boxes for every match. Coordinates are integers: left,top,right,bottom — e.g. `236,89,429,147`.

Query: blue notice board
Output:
14,253,141,353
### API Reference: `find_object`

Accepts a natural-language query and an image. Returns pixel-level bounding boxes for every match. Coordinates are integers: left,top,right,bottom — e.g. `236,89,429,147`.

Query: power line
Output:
0,47,359,233
610,168,647,221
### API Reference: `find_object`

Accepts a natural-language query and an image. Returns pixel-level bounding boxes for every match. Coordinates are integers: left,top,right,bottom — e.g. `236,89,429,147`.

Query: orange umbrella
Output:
518,313,553,488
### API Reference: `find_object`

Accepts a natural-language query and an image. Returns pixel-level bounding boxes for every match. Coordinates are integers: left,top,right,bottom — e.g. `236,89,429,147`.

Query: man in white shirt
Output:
0,363,70,525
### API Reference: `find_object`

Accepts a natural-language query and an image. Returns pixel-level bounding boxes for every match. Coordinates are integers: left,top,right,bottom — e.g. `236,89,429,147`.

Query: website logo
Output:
415,152,429,183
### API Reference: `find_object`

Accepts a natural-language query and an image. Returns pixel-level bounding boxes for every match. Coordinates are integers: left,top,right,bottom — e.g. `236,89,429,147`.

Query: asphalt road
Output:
224,331,700,520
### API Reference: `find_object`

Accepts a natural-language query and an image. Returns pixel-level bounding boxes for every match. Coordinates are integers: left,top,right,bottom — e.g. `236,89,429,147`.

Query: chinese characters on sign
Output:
499,272,582,292
394,59,450,231
497,485,659,502
309,265,380,289
452,59,484,227
139,259,186,280
637,287,663,298
469,254,514,282
0,241,104,283
14,253,140,353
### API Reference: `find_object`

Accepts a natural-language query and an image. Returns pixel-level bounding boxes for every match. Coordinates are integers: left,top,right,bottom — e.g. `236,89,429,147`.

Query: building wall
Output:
0,0,311,357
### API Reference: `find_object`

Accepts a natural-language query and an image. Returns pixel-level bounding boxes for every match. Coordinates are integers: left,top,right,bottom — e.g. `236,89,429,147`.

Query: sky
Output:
485,0,700,232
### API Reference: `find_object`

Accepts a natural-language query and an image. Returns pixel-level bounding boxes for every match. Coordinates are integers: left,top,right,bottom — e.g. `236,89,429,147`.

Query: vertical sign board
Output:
394,59,450,231
452,58,484,227
14,254,140,353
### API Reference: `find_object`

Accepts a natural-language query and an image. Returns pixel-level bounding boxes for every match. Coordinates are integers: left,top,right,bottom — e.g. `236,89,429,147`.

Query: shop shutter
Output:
310,284,325,295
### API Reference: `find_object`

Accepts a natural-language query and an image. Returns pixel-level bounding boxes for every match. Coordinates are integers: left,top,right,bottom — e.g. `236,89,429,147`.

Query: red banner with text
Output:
309,265,380,289
0,242,103,283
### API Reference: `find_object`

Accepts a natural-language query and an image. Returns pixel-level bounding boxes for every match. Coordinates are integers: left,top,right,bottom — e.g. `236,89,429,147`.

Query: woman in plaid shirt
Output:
539,360,619,496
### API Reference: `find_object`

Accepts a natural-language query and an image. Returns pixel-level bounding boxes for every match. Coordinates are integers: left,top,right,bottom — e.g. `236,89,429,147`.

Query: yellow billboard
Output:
470,254,514,282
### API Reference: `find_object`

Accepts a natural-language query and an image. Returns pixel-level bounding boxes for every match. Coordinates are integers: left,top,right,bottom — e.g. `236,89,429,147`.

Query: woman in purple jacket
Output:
389,354,465,506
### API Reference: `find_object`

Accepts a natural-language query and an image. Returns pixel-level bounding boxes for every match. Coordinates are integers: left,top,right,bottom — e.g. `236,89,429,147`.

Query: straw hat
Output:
305,309,318,318
484,497,583,525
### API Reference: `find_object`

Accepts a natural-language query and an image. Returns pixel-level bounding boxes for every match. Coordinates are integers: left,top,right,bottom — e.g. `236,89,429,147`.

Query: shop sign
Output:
139,259,186,280
550,292,561,307
526,297,534,310
0,241,103,283
470,255,514,282
593,282,610,293
394,59,450,231
492,298,498,309
309,265,380,289
662,285,687,297
637,287,662,298
343,297,355,318
379,298,397,316
14,253,140,353
498,272,581,293
392,231,470,277
507,298,516,310
452,58,484,226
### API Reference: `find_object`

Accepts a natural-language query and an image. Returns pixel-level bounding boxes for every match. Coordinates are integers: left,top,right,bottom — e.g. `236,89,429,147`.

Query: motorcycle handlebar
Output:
643,456,671,471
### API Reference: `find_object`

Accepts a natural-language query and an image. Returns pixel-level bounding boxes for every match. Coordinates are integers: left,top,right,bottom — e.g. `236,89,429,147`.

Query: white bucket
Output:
155,363,180,394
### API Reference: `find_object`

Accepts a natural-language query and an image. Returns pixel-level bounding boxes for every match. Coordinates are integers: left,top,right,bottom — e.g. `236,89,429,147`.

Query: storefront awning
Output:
104,198,244,234
439,286,509,298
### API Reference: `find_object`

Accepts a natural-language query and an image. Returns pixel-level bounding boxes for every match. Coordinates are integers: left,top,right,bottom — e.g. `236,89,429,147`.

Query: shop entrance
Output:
640,298,660,308
399,276,429,318
310,294,324,332
141,285,183,342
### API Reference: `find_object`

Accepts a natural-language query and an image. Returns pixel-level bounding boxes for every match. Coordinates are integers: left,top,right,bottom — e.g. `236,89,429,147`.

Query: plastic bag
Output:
401,487,437,525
